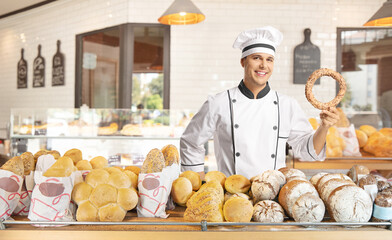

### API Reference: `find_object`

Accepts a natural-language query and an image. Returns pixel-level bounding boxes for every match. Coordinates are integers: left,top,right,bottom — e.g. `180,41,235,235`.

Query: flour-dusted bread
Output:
225,174,251,194
327,185,373,222
223,197,253,222
309,172,328,187
251,174,280,202
259,170,286,187
319,178,355,201
278,168,307,180
358,174,377,189
278,179,318,218
292,193,325,222
253,200,285,223
347,165,370,184
316,173,352,191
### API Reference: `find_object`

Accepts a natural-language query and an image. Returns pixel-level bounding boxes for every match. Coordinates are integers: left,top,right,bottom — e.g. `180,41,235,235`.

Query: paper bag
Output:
13,172,34,216
0,169,24,220
137,163,179,218
337,124,362,157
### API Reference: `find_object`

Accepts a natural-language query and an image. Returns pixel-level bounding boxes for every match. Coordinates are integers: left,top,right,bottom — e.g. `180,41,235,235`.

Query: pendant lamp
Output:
158,0,205,25
364,0,392,26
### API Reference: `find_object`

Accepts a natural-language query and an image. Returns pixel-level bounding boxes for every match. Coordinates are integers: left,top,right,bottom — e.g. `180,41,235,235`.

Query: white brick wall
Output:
0,0,385,137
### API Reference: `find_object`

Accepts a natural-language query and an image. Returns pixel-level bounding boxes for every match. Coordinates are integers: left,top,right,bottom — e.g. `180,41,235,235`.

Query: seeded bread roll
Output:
76,200,99,221
180,171,202,191
253,200,285,223
117,187,138,211
327,185,372,222
98,203,126,222
72,182,93,205
140,148,165,173
171,177,193,206
316,173,352,191
205,171,226,188
20,152,34,175
309,172,328,187
358,174,377,189
1,156,24,176
223,197,253,222
63,148,83,164
319,178,355,201
292,193,325,222
161,144,179,166
225,174,251,194
90,156,108,169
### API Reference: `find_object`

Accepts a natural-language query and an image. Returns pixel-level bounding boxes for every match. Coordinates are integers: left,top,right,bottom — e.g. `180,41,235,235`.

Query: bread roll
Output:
124,165,141,176
251,175,280,202
205,171,226,188
316,173,352,191
223,197,253,222
355,129,368,148
171,177,193,206
327,185,372,222
318,178,355,201
278,168,306,180
90,156,108,169
105,166,122,175
309,172,328,187
85,169,110,188
347,165,370,184
124,170,138,189
358,174,377,189
140,148,165,173
225,174,251,194
89,183,117,208
117,187,138,211
76,160,93,170
63,148,83,164
76,200,99,221
253,200,285,223
1,156,24,176
20,152,34,175
161,144,179,166
43,156,74,177
377,181,390,192
180,171,202,191
292,193,325,222
359,125,377,137
278,179,318,217
260,170,286,187
108,171,131,189
198,180,224,203
47,150,61,159
72,182,93,205
98,203,126,222
34,150,48,162
224,192,251,203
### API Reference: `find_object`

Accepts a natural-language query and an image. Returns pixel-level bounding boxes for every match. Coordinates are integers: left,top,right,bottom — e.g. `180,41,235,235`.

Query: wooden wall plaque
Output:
52,40,65,86
33,44,45,87
17,48,28,88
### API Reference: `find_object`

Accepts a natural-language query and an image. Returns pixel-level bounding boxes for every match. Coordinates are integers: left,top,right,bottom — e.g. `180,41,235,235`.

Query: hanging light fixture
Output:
364,0,392,26
158,0,205,25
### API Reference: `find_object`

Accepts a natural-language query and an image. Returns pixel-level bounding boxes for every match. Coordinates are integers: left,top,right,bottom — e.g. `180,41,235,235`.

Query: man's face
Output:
241,52,274,89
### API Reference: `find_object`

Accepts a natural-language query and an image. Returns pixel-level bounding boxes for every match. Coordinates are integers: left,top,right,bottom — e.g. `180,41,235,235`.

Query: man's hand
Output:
319,107,340,129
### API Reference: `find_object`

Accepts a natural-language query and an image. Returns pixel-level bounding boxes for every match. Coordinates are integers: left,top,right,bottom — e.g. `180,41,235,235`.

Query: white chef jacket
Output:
180,81,326,179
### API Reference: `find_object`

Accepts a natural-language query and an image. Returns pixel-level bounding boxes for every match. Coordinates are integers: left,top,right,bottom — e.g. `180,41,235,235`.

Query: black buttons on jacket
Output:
273,101,277,104
273,126,277,130
234,124,239,128
232,99,237,103
271,154,275,158
236,152,240,157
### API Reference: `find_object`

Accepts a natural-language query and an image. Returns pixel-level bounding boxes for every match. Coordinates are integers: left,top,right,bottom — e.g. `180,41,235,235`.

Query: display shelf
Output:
293,157,392,170
10,135,180,140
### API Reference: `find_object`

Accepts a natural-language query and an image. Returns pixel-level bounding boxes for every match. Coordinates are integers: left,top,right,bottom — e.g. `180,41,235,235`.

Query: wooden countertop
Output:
2,207,391,240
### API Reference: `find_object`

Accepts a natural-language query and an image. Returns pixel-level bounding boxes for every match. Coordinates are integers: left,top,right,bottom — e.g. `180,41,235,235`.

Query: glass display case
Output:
9,107,196,166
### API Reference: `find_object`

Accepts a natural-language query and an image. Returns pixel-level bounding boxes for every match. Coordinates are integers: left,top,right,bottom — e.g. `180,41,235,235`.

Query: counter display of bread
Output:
2,207,391,240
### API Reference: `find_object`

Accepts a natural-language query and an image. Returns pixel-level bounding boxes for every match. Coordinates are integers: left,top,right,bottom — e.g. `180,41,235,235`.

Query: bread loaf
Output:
259,170,286,187
161,144,179,166
223,197,253,222
224,192,252,204
20,152,34,175
358,174,377,189
180,171,201,191
124,166,140,176
355,129,368,148
205,171,226,188
347,165,370,184
225,174,251,194
253,200,285,223
359,125,377,137
278,179,318,218
76,200,99,221
372,192,392,224
90,156,108,169
292,193,325,222
1,156,24,176
171,177,193,206
140,148,165,173
316,173,352,191
318,178,355,201
278,168,306,180
47,150,61,159
63,148,83,164
327,185,372,222
309,172,328,187
251,174,280,202
43,156,74,177
377,181,391,192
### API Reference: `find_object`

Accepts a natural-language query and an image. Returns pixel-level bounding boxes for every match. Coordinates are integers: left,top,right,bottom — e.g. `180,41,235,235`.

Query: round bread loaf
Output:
85,169,110,188
72,182,93,205
347,165,370,184
319,178,355,201
225,175,251,194
223,197,253,222
253,200,285,223
292,193,325,222
124,170,138,189
278,179,318,218
180,171,202,191
316,173,352,191
98,203,126,222
63,148,83,164
279,168,307,180
1,156,24,176
377,181,391,192
372,192,392,224
117,187,138,211
76,160,93,170
171,177,193,206
108,171,132,189
205,171,226,188
224,192,252,204
327,185,372,222
358,174,377,189
309,172,328,187
260,170,286,187
90,156,108,169
76,200,99,221
89,184,118,208
141,148,165,173
251,175,280,201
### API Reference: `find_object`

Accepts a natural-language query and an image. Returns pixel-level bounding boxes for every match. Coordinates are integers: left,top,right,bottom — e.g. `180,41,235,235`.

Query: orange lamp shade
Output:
158,0,205,25
364,0,392,26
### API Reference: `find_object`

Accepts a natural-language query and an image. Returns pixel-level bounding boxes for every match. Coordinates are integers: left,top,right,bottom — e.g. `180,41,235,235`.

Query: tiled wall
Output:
0,0,385,137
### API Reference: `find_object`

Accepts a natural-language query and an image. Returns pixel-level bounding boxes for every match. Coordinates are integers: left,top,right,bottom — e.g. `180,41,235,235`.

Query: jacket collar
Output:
238,80,270,99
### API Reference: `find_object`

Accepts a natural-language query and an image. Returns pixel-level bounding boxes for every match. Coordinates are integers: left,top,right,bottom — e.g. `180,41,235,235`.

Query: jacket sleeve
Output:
180,97,216,172
287,99,326,161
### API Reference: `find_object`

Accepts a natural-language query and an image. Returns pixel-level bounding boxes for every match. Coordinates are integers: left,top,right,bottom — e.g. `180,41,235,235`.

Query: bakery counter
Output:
2,207,391,240
293,157,392,171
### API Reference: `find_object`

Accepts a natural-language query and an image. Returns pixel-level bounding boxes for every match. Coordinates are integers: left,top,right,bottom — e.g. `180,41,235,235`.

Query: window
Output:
75,23,170,109
337,27,392,127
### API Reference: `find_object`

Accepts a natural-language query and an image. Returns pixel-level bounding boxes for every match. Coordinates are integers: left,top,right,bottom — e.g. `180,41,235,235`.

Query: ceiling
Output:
0,0,52,18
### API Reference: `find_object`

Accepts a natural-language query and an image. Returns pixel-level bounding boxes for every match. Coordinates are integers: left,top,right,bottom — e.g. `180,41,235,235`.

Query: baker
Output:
180,26,340,179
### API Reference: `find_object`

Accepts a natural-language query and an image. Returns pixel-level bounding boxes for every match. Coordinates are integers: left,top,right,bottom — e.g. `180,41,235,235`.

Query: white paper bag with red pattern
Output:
137,163,180,218
337,124,362,157
0,169,24,220
13,172,34,216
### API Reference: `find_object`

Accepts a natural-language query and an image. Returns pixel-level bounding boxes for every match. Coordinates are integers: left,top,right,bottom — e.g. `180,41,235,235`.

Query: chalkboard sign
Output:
33,45,45,87
52,40,65,86
17,48,28,89
293,29,320,84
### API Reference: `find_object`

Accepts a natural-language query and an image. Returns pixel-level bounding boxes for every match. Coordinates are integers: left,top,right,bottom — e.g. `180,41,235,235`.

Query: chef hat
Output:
233,26,283,58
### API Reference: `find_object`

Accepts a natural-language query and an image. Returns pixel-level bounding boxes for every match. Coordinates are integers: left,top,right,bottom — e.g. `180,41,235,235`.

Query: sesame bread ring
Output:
305,68,346,110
